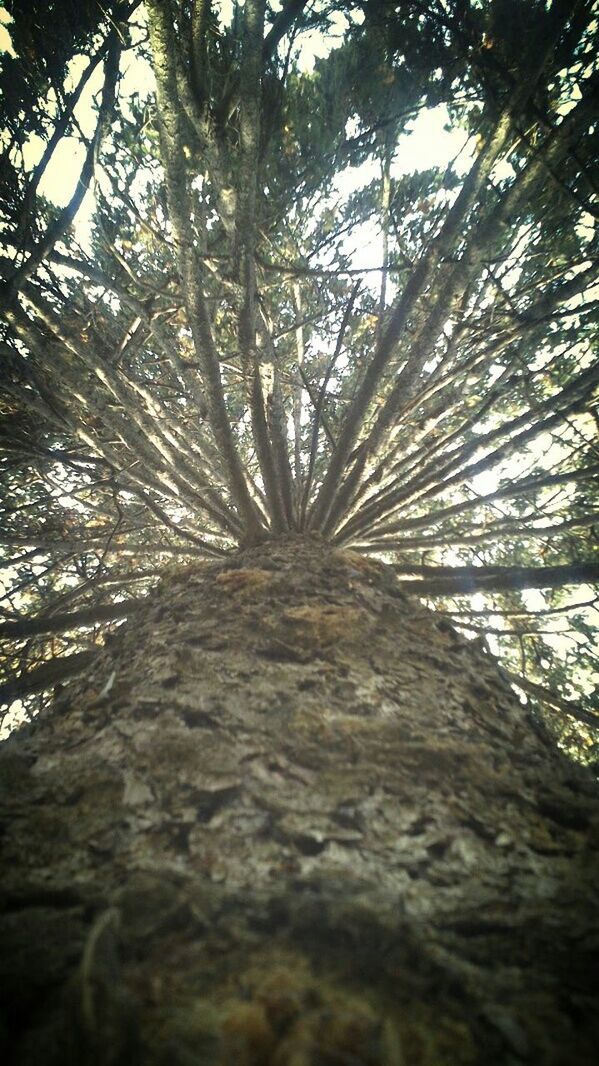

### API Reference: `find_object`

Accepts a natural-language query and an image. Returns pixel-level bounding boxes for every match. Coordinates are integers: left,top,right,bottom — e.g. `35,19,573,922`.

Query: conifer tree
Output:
0,3,598,1062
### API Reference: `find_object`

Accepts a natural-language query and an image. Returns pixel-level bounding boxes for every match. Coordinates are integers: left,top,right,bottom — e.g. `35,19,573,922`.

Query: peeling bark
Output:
1,538,598,1064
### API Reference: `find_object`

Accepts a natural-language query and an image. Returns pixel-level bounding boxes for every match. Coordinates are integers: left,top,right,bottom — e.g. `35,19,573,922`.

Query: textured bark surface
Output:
1,538,598,1064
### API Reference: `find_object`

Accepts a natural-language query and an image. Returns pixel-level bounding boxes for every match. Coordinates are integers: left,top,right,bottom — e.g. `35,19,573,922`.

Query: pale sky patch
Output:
0,17,17,59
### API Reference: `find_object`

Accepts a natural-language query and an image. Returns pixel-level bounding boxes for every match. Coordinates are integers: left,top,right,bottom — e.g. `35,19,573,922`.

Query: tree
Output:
0,0,598,1061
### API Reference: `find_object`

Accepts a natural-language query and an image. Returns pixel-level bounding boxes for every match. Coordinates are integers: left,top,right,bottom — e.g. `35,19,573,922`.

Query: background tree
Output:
1,2,599,1061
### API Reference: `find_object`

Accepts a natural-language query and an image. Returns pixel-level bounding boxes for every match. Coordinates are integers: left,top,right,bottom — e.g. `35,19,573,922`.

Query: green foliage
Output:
0,0,598,753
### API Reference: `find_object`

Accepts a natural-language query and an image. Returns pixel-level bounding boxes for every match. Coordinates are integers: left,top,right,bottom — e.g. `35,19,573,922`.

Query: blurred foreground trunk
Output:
1,538,598,1065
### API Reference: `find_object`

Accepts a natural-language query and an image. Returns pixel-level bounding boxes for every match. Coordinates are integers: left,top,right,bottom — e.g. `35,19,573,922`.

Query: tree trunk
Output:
1,537,598,1065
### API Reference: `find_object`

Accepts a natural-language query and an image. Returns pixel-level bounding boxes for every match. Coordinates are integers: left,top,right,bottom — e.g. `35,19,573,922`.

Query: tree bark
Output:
1,537,598,1065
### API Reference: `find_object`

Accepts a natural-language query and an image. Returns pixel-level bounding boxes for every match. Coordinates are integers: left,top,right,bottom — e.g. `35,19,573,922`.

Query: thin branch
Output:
0,599,143,640
393,562,599,597
0,651,97,706
501,668,599,731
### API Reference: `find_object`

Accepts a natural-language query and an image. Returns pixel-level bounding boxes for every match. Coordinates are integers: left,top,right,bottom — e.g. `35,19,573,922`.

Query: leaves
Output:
0,0,597,754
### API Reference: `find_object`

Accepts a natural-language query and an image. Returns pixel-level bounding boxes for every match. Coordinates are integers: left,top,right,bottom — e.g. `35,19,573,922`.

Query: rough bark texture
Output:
1,538,598,1065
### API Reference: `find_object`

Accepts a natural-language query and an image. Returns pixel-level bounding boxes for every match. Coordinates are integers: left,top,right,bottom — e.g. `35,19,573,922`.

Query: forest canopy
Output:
0,0,598,754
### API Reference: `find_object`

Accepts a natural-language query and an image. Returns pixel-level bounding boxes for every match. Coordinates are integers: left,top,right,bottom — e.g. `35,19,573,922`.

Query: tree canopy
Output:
0,0,598,753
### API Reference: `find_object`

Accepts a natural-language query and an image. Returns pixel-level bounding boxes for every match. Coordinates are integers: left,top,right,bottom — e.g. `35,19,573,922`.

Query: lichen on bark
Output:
1,537,598,1064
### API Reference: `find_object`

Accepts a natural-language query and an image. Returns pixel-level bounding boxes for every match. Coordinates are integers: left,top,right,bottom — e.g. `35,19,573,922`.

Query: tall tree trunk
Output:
1,538,597,1065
